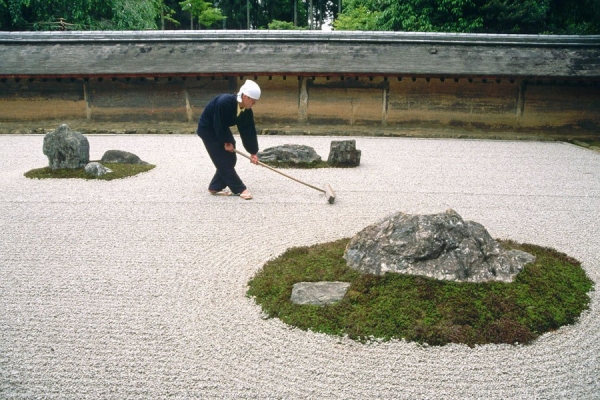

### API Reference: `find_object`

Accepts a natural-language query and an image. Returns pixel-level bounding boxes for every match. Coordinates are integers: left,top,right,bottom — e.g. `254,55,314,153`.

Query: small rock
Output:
290,281,351,305
84,162,112,177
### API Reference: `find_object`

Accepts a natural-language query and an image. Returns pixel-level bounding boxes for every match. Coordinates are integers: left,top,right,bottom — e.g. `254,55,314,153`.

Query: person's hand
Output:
224,142,234,152
250,154,258,164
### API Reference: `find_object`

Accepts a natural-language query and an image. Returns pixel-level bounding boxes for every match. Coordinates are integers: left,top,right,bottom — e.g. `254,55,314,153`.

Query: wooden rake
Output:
235,149,336,204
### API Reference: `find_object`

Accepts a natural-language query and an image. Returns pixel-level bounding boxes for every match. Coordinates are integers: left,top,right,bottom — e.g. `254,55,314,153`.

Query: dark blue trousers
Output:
199,133,246,194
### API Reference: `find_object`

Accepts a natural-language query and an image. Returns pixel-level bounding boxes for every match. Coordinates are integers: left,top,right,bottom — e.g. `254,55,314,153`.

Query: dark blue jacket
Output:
196,94,259,154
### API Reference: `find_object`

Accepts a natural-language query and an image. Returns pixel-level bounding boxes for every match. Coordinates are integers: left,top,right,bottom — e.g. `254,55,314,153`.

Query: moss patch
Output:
24,162,155,181
247,238,594,347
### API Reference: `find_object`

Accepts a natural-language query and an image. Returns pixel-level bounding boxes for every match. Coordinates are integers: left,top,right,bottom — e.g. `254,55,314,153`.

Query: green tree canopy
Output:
333,0,600,34
1,0,598,33
112,0,159,30
0,0,158,30
332,5,379,30
267,19,306,30
179,0,224,29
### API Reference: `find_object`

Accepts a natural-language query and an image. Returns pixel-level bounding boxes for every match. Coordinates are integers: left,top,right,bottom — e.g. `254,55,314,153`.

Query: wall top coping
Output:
1,30,599,47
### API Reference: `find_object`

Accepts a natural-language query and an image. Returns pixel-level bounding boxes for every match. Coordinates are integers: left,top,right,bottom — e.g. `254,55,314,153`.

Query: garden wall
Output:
1,75,597,133
1,31,598,134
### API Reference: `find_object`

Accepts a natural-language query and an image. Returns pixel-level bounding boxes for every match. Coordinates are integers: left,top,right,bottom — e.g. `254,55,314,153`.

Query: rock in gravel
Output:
101,150,148,165
258,144,321,164
84,162,112,177
344,209,535,283
327,139,361,167
43,124,90,169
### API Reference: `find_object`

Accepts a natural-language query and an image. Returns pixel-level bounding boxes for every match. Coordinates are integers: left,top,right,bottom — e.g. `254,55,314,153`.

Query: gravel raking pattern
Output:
1,134,599,399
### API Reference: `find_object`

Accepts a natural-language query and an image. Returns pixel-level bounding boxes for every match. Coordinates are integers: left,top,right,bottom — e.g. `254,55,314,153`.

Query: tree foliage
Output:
334,0,600,34
546,0,600,34
0,0,158,30
112,0,158,30
0,0,598,33
268,19,306,30
333,5,379,30
179,0,224,29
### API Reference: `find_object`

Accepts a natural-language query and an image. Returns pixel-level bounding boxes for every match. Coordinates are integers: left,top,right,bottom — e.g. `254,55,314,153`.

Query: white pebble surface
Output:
1,134,598,399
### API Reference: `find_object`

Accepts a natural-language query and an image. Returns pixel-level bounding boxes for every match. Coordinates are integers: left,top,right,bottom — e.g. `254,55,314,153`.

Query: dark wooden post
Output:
83,81,91,120
382,79,389,126
516,80,526,120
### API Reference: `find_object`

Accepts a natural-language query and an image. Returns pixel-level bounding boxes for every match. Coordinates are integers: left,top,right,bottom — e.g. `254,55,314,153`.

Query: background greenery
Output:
247,238,594,347
1,0,598,34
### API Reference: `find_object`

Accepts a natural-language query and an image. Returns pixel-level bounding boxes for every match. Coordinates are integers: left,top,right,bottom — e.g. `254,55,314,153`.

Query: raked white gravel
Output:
1,134,599,399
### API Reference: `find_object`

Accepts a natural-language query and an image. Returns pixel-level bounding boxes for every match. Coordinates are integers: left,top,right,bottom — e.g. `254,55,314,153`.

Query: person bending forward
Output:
196,80,261,200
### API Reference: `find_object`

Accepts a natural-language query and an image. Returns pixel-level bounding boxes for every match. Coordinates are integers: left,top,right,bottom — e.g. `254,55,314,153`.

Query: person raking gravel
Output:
196,80,261,200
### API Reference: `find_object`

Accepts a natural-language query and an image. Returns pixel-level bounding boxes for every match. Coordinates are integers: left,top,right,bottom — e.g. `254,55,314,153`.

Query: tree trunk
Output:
294,0,297,27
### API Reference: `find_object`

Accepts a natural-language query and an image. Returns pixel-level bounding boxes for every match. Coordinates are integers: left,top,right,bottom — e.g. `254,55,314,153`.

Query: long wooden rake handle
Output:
235,149,336,204
235,149,325,193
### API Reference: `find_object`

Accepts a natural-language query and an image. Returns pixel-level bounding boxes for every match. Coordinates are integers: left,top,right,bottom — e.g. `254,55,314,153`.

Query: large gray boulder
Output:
258,144,321,164
344,209,535,283
43,124,89,169
101,150,147,165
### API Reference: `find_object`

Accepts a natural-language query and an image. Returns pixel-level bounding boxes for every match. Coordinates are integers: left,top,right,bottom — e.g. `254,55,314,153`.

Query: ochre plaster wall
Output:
252,76,299,124
520,84,600,129
0,79,86,121
387,78,519,129
0,76,598,133
306,77,384,125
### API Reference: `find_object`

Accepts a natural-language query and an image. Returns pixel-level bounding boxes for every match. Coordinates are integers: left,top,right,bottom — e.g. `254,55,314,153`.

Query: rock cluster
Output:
256,141,362,168
344,209,535,283
42,124,148,177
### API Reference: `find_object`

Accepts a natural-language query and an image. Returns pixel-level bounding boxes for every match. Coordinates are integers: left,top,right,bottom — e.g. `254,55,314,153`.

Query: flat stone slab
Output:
290,281,351,305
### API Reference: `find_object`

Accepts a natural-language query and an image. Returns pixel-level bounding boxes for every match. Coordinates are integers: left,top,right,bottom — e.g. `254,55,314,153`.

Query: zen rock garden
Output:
42,124,148,177
40,127,543,311
291,209,536,305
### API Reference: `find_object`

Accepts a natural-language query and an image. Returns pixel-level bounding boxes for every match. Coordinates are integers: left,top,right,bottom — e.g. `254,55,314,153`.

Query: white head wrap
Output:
237,80,261,102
